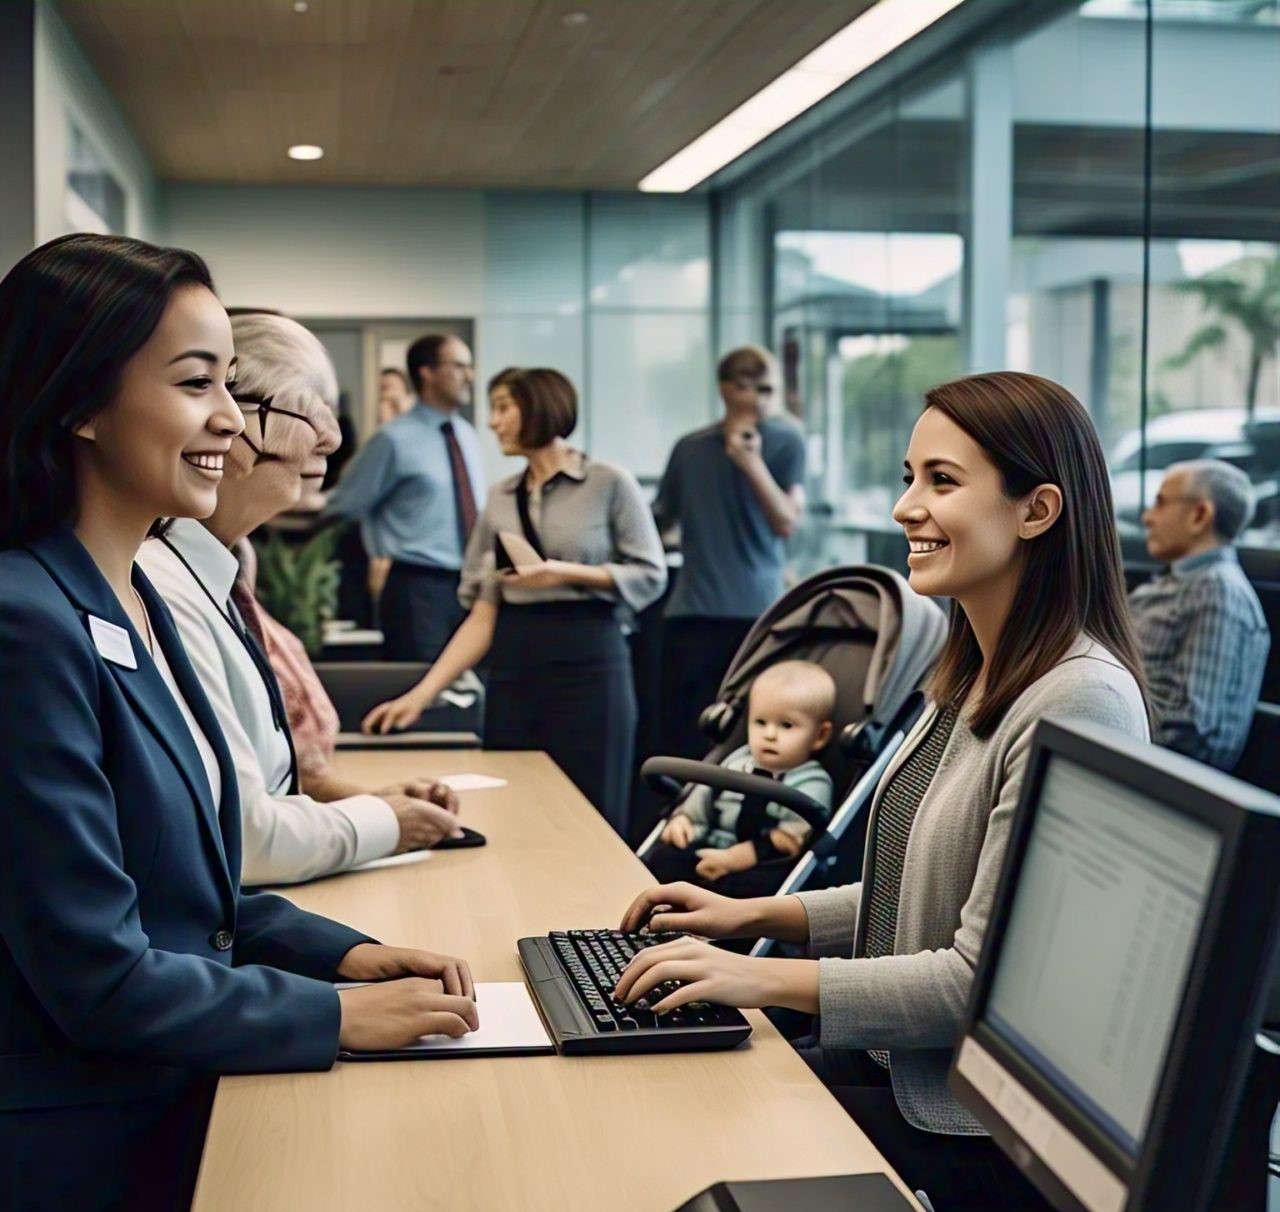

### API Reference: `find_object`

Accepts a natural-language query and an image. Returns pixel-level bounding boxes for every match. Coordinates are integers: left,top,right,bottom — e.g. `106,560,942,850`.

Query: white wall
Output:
162,185,714,480
162,185,487,318
33,0,157,243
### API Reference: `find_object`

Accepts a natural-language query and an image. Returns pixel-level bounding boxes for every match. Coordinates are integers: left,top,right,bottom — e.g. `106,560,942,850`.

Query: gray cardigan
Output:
794,636,1148,1135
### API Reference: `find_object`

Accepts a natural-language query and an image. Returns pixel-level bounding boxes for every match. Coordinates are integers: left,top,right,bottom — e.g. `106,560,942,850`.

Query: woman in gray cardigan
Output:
616,372,1149,1209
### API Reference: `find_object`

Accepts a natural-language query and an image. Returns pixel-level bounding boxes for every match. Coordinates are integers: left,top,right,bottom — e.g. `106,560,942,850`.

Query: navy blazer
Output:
0,528,373,1115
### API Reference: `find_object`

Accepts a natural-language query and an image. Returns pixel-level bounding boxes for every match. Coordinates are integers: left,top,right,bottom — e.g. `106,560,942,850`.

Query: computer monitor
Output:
950,718,1280,1212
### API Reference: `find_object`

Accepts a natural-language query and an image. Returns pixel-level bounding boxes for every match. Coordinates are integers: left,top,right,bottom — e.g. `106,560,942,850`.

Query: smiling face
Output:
893,406,1030,605
487,383,524,455
217,386,341,539
72,284,242,523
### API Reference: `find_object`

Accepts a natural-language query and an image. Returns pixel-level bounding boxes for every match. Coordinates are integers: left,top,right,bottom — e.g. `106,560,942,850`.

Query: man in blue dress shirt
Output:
324,334,487,660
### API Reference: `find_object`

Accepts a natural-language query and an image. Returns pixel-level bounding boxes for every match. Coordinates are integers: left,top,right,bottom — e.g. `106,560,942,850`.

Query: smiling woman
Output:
615,371,1151,1211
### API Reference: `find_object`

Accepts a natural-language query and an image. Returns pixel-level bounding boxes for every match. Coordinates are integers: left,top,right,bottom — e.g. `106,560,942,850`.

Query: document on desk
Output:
338,983,555,1061
348,849,435,874
439,772,508,791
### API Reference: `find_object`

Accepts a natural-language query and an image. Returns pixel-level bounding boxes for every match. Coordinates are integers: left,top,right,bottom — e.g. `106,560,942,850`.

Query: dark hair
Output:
717,345,775,384
923,371,1147,738
0,233,215,549
505,368,577,449
405,334,451,394
380,366,409,387
487,366,521,395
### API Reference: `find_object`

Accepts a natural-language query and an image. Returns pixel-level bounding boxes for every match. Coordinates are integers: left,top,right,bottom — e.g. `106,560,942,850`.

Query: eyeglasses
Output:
435,360,474,372
232,391,322,461
729,377,775,396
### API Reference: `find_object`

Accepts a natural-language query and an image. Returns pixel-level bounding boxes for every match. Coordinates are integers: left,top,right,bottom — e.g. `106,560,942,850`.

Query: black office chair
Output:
313,661,483,748
1233,702,1280,796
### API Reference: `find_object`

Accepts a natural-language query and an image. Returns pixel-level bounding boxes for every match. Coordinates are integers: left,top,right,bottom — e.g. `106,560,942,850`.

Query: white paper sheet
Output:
339,983,553,1058
349,849,435,873
497,531,545,570
439,773,508,791
401,982,552,1054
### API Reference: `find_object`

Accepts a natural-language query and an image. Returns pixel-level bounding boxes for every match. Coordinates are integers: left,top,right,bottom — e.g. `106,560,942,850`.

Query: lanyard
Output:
158,537,300,797
514,474,548,559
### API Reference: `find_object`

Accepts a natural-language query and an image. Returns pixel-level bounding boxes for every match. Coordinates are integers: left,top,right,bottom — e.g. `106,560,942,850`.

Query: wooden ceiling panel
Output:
54,0,878,188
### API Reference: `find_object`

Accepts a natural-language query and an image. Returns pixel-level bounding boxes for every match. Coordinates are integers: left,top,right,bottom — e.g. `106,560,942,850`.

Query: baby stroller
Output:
637,565,948,935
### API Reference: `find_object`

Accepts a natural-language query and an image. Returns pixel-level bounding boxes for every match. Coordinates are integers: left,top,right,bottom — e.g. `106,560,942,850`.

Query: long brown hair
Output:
923,371,1147,738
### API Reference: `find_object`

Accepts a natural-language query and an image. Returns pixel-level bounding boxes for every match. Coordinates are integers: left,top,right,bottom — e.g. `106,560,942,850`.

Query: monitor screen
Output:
984,755,1221,1157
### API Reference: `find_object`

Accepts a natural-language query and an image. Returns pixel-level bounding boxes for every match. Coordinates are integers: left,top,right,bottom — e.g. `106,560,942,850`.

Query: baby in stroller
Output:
645,660,836,897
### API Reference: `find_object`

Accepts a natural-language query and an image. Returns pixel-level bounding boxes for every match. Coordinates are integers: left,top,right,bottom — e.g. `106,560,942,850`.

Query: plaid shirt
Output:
1130,546,1270,770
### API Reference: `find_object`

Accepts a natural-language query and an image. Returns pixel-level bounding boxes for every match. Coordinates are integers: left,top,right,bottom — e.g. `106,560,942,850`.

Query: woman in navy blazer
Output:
0,235,479,1211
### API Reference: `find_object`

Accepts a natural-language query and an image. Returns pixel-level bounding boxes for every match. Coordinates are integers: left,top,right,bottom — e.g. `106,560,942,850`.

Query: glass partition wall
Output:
712,0,1280,577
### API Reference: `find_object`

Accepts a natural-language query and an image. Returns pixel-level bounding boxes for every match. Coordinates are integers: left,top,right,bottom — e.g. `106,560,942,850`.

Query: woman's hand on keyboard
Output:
611,937,819,1016
337,980,480,1050
619,882,753,939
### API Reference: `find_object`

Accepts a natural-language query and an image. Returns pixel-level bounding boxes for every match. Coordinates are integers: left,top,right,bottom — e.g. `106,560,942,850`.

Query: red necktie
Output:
440,420,478,550
229,579,267,651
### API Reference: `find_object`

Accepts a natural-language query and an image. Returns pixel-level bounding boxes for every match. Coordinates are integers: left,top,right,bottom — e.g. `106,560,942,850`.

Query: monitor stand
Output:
670,1173,917,1211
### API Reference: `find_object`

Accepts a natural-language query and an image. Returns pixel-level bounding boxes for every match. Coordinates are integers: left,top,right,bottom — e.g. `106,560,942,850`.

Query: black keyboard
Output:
517,930,753,1056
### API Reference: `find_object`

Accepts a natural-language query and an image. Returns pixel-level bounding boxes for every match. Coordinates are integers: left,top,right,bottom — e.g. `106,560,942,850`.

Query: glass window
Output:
714,0,1280,577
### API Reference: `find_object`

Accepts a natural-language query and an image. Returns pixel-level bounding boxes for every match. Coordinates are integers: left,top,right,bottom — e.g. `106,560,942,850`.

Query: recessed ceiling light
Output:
288,144,324,161
639,0,966,192
293,1,309,12
562,10,590,27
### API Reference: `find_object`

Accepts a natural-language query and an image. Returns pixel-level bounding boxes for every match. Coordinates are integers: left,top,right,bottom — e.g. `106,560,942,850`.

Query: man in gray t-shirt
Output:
654,345,806,759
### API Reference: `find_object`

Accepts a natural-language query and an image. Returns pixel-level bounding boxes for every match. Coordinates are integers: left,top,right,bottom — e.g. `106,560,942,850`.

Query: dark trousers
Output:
796,1045,1052,1211
380,562,465,661
660,616,756,760
0,1080,216,1212
644,840,792,899
485,602,637,838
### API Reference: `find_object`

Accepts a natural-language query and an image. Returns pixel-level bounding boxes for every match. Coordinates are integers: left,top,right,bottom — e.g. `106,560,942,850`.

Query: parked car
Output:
1109,409,1280,524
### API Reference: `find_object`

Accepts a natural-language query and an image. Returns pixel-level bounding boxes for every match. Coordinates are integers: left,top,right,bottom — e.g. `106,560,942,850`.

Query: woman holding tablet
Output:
0,235,476,1212
363,368,666,838
615,372,1148,1209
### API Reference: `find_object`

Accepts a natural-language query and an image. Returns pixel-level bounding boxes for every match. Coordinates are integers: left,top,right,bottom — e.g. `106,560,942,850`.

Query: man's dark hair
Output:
717,345,775,384
0,233,216,549
380,366,409,387
405,335,451,394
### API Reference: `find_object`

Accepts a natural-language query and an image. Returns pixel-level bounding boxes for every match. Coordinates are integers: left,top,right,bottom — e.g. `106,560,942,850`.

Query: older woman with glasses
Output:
138,312,467,885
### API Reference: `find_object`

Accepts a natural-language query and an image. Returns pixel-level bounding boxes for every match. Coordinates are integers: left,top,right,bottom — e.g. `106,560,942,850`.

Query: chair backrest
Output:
1233,701,1280,795
313,662,483,734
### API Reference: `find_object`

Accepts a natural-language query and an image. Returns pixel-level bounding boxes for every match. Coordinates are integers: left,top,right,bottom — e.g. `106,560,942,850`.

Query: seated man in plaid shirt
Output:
1131,459,1270,770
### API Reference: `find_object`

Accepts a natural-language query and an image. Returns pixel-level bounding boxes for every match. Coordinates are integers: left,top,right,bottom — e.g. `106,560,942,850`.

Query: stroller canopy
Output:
699,565,948,797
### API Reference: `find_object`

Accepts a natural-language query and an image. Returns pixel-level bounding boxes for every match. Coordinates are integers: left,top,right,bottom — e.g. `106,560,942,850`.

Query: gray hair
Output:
228,312,338,417
1173,458,1255,542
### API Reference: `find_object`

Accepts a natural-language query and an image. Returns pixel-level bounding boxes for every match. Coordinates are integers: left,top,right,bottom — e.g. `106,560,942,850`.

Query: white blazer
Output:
137,518,398,884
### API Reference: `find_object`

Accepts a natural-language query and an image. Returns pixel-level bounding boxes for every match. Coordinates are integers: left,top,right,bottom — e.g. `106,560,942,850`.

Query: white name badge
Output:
88,615,138,670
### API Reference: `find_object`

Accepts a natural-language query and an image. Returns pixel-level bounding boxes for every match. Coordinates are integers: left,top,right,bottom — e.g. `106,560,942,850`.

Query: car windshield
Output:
1112,440,1216,474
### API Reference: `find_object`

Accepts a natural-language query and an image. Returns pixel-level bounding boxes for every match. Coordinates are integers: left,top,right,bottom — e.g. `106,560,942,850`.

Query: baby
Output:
649,660,836,891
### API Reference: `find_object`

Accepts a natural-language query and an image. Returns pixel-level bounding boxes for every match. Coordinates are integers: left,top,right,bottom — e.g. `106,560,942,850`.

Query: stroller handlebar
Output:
640,757,831,837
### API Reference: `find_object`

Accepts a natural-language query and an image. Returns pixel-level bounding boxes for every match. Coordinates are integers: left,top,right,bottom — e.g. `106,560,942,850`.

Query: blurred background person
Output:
1132,458,1270,769
376,366,414,426
322,334,485,661
654,345,806,761
363,368,665,837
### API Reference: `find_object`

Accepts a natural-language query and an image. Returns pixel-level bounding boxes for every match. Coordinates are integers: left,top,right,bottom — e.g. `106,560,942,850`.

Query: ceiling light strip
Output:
638,0,966,193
